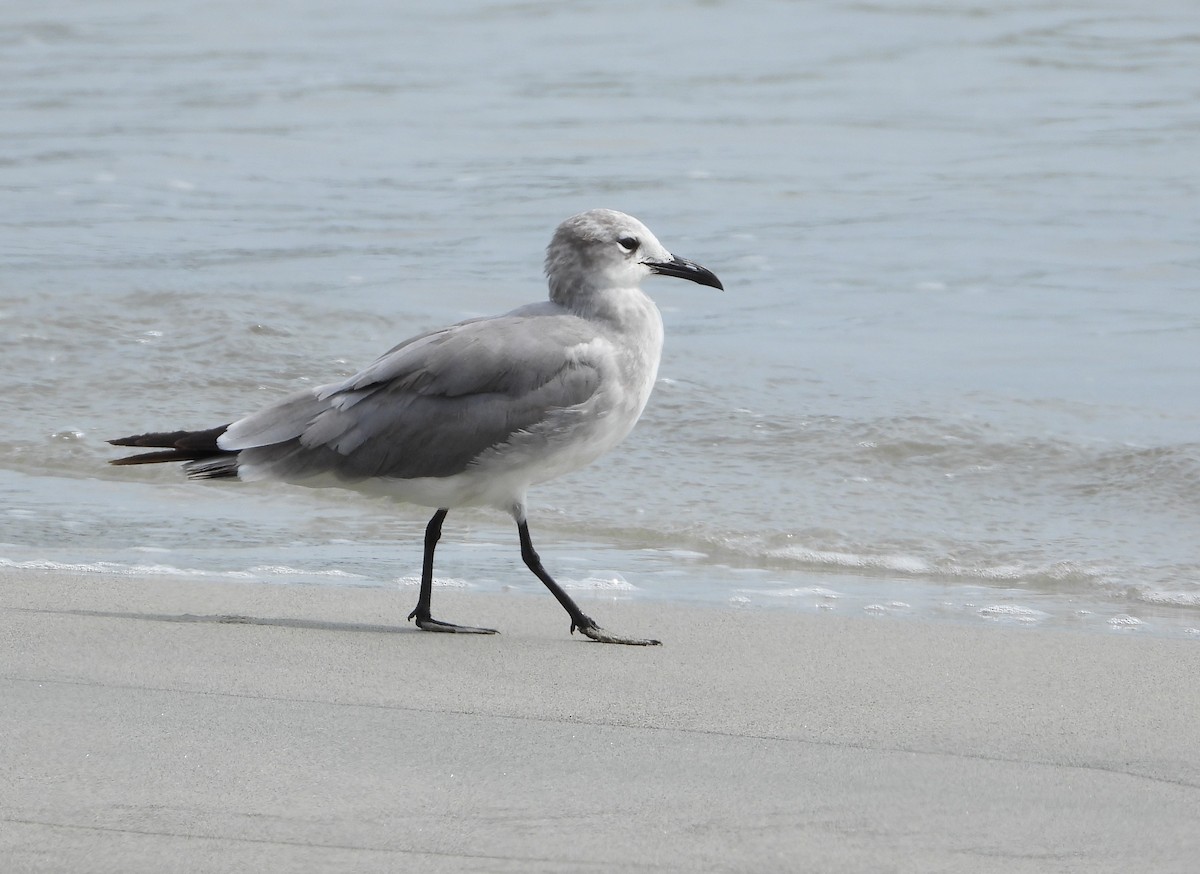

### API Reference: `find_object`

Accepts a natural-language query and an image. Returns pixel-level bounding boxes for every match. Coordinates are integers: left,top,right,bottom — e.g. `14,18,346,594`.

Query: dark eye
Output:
617,236,639,253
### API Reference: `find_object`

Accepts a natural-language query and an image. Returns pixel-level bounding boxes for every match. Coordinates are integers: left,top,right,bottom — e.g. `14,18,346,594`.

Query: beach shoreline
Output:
3,567,1198,872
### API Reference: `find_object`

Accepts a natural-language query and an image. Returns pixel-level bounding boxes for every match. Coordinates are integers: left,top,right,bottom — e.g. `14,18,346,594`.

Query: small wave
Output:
564,573,638,592
0,557,365,584
393,575,470,589
0,557,230,577
740,585,843,599
863,601,912,615
1137,590,1200,608
946,561,1110,585
755,543,1118,590
1108,615,1145,629
247,565,363,579
766,546,933,575
977,604,1050,623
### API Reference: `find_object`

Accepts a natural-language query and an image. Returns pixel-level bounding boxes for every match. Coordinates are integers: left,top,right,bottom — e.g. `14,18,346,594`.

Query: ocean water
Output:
3,0,1198,637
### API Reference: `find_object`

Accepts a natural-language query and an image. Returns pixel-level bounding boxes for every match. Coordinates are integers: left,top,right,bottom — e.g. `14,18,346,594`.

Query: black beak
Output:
647,255,724,291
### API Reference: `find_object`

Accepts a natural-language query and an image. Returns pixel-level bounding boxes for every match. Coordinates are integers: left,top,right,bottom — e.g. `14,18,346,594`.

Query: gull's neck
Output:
550,278,658,328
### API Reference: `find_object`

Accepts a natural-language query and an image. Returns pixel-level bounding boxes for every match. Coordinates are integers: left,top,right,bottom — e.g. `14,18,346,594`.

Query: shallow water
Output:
3,0,1199,637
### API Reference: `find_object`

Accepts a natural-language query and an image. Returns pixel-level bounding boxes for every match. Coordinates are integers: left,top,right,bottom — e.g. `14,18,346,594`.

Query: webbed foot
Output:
408,609,498,635
573,616,661,646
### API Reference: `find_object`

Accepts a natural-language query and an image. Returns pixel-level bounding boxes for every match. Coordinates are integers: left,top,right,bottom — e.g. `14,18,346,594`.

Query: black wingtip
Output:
109,450,186,466
107,425,233,466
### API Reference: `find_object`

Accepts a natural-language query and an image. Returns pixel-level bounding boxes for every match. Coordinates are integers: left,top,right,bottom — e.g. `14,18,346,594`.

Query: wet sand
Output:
2,569,1197,872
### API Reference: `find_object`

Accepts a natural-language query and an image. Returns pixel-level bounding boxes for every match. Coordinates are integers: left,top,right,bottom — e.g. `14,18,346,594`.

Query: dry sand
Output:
2,569,1198,872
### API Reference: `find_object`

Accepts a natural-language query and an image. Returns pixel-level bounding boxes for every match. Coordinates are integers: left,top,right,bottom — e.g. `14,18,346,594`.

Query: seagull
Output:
109,209,723,645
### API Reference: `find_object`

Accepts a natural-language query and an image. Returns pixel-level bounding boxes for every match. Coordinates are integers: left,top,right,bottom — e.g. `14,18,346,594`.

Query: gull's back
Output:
211,210,671,510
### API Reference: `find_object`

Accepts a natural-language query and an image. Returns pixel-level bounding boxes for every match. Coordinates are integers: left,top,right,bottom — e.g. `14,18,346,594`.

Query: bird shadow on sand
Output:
17,607,419,636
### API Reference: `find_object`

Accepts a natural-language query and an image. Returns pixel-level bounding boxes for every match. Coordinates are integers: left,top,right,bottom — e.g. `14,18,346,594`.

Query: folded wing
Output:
220,312,606,482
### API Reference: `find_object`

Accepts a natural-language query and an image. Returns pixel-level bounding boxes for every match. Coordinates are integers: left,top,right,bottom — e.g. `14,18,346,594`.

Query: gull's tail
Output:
108,425,238,479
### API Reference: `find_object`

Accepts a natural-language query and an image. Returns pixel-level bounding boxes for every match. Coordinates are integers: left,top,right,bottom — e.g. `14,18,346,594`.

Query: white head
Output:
545,209,722,307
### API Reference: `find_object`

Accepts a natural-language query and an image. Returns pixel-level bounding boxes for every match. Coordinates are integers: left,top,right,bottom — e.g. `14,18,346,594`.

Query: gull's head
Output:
545,209,723,306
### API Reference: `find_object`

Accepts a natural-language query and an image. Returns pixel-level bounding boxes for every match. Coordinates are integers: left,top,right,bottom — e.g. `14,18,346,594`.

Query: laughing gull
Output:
110,209,723,645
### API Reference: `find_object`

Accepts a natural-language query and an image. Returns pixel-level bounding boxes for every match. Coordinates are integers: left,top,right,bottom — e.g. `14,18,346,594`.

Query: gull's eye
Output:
617,236,640,254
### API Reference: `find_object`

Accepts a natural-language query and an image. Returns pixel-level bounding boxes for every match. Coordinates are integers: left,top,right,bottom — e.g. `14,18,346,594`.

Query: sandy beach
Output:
2,568,1197,873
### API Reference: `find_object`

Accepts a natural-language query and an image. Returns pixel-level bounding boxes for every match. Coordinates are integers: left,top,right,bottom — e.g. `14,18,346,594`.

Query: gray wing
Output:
219,312,606,481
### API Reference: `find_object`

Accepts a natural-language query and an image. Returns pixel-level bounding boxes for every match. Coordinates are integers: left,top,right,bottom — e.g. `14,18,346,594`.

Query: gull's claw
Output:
574,617,661,646
409,610,498,635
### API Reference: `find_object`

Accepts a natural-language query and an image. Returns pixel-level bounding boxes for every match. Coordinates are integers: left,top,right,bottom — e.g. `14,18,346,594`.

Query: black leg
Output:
407,509,497,635
517,519,661,646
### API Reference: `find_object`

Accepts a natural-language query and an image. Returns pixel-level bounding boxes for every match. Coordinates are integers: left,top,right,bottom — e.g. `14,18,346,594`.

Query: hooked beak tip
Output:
648,256,724,291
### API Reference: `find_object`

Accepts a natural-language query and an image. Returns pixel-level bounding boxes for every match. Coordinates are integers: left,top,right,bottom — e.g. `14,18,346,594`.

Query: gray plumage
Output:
110,209,723,644
222,311,606,484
